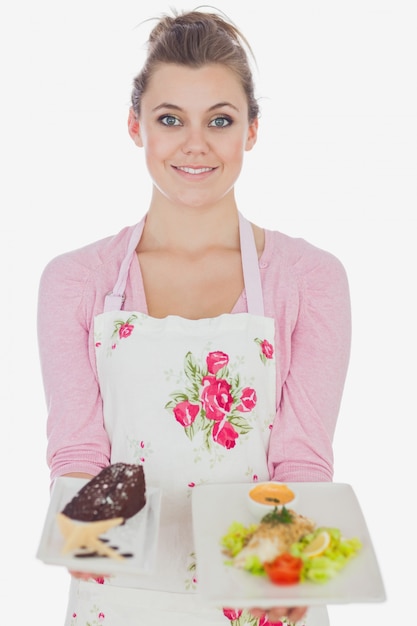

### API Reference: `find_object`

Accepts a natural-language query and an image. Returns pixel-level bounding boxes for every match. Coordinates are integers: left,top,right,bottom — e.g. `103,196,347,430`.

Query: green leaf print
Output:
184,351,203,383
228,415,253,434
164,392,189,409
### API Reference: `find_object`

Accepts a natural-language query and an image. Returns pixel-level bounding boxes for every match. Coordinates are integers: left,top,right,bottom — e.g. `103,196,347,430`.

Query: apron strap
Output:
238,212,265,316
104,219,145,312
104,213,264,316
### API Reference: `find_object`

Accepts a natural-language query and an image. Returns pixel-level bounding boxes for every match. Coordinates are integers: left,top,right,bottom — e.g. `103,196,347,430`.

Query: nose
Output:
181,126,210,155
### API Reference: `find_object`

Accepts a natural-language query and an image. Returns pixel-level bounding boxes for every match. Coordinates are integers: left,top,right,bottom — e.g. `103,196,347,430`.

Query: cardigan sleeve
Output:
37,251,111,483
266,242,352,483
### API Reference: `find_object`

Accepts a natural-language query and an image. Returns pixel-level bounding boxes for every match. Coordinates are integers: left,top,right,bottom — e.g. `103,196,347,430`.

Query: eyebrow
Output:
152,101,240,113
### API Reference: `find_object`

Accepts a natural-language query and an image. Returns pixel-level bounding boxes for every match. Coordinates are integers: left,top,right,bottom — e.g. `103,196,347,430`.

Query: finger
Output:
249,607,293,621
69,570,93,580
288,606,308,622
69,570,110,581
264,607,292,621
267,606,308,623
247,608,266,618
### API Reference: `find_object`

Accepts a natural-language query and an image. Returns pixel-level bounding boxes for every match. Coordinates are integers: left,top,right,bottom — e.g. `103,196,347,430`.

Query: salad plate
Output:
191,482,386,607
36,477,161,575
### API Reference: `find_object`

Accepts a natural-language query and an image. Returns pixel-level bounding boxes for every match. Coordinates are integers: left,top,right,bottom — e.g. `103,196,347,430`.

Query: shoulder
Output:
38,223,139,304
263,228,348,286
42,225,134,275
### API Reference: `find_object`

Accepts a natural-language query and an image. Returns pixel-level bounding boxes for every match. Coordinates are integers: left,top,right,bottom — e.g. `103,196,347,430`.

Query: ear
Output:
245,117,258,152
127,107,143,147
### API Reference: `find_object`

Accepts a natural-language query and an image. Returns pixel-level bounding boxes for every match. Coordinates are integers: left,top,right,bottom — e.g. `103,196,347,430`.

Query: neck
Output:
140,198,241,254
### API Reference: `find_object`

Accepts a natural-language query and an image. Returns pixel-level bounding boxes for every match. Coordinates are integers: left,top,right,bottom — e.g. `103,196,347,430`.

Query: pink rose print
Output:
212,420,239,449
201,376,233,421
261,339,274,359
111,314,138,349
254,337,274,364
223,608,243,621
165,350,256,453
94,576,105,584
98,612,105,621
118,323,134,339
173,400,200,427
206,351,229,374
236,387,257,412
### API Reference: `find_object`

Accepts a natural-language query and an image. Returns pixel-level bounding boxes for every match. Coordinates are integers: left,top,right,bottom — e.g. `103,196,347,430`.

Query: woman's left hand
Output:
249,605,307,624
69,570,110,583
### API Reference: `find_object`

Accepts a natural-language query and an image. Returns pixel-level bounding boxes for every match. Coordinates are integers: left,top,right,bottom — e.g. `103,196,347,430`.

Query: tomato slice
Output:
264,552,303,585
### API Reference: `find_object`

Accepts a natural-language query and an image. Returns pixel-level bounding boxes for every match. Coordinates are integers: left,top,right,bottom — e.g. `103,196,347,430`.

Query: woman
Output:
37,9,351,626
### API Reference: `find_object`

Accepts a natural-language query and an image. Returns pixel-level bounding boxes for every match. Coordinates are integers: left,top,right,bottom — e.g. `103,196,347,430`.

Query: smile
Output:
175,166,215,175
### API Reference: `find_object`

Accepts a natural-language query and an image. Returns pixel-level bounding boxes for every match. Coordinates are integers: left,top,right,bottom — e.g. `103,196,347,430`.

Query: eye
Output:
209,116,232,128
159,115,181,126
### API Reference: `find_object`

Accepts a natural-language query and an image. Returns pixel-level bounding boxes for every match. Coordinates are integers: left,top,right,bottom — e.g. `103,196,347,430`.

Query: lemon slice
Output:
302,530,331,557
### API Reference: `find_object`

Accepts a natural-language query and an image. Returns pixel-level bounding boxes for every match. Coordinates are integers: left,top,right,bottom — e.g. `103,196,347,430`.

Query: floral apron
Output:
65,214,328,626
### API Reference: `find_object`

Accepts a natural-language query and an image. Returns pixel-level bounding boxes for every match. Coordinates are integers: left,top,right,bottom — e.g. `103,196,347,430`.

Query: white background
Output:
1,1,416,624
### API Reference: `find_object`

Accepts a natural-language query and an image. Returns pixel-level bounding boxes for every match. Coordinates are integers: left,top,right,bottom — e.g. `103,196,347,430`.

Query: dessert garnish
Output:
56,512,125,560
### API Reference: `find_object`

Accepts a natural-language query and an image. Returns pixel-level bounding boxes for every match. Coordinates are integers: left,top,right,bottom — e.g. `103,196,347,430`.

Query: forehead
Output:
142,63,248,111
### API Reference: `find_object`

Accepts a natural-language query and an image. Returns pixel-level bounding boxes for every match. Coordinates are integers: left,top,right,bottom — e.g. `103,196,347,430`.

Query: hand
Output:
249,606,308,624
69,570,110,583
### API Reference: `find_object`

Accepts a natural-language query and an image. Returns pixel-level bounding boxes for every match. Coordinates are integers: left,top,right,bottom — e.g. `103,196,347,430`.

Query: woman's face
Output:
129,63,258,210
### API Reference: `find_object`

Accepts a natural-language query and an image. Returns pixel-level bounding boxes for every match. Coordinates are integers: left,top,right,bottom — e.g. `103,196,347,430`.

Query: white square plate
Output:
192,482,386,607
36,477,161,575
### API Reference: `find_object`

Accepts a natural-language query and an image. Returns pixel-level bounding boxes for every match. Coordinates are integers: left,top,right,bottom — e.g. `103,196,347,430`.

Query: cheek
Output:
142,137,171,176
222,140,246,165
144,135,163,156
148,134,182,165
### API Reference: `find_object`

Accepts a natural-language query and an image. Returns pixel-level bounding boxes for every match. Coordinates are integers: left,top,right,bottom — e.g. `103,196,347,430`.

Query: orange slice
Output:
302,530,331,557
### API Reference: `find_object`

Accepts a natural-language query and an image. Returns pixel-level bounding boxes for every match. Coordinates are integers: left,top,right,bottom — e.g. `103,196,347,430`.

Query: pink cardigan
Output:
37,221,351,484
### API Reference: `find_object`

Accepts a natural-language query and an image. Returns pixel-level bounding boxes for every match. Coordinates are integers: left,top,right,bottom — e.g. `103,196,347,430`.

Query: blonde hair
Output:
131,9,259,121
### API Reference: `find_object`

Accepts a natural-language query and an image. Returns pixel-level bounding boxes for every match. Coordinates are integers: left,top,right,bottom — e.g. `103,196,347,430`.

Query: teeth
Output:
177,166,213,174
